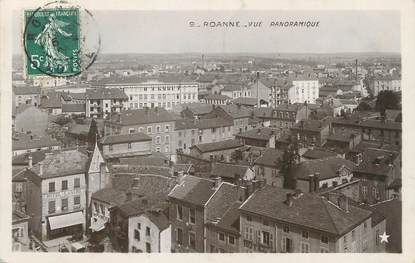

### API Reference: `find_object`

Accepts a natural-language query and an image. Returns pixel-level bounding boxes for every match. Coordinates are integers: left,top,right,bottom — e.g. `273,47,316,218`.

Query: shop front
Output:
47,211,85,240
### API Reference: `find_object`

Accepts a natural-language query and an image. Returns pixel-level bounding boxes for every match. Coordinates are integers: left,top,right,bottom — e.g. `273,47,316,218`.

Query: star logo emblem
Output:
379,231,390,243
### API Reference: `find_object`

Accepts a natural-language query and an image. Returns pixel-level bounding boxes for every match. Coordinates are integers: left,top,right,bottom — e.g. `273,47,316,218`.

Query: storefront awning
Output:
49,211,84,230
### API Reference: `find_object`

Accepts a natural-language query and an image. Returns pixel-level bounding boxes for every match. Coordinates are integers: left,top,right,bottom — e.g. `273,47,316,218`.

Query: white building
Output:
97,77,199,111
288,78,319,104
368,75,401,97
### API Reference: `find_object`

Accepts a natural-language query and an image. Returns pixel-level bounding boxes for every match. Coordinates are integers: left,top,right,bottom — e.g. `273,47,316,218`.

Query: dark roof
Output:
62,103,86,113
291,119,330,132
205,94,231,101
13,104,36,116
181,103,213,115
91,188,128,206
110,108,177,126
168,175,215,207
174,118,197,130
86,88,128,100
222,83,243,91
40,91,62,108
354,148,400,177
119,154,170,167
117,197,168,218
95,74,196,85
13,86,41,95
60,92,86,101
294,157,356,181
211,163,250,179
302,149,338,160
235,127,279,141
101,133,151,145
218,104,252,119
12,134,60,151
195,117,233,129
12,149,51,166
206,183,243,222
327,131,359,143
387,178,401,189
215,201,242,234
12,210,30,223
239,185,372,236
360,119,401,131
67,123,90,136
30,149,89,179
191,139,243,153
254,148,284,168
231,97,258,106
145,210,170,230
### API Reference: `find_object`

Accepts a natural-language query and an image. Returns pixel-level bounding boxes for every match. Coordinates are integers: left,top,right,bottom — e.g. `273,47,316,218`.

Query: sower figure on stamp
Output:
34,13,72,72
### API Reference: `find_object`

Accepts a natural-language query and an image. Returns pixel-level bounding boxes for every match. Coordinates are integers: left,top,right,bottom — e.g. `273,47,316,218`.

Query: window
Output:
283,225,290,233
189,208,196,224
301,242,310,253
129,128,135,134
74,178,80,188
61,198,68,211
147,126,152,134
61,180,68,191
218,232,225,242
146,242,151,253
176,228,183,245
134,230,140,241
100,204,105,214
109,144,113,151
229,235,235,245
137,223,141,229
156,125,161,133
321,235,329,244
165,125,170,132
146,227,150,236
189,231,196,249
15,183,23,193
94,202,99,213
176,204,183,220
363,221,367,233
246,216,252,222
49,182,55,193
165,145,170,153
262,231,271,246
155,136,161,144
362,186,368,196
48,200,55,213
165,135,170,144
74,196,80,206
302,230,309,239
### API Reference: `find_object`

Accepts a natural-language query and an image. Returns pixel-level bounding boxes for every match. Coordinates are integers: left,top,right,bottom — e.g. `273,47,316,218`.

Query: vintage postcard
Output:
0,0,414,262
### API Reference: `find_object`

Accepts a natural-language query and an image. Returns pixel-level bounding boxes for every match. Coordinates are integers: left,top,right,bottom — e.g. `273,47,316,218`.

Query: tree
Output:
375,90,400,116
356,101,372,112
277,137,300,189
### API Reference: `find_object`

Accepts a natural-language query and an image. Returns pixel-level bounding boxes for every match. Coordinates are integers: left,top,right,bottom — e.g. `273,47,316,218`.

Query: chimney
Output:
337,195,349,213
308,174,315,193
126,191,133,202
285,193,294,207
28,156,33,168
314,172,320,192
213,176,222,190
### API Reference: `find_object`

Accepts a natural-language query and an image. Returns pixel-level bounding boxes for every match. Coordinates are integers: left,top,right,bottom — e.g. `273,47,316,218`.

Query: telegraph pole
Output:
256,71,260,108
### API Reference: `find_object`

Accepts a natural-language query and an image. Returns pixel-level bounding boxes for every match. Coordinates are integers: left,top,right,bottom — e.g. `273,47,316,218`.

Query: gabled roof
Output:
29,149,89,179
12,149,51,166
86,88,128,100
218,104,252,119
191,139,243,153
211,163,250,179
254,148,284,168
294,157,356,181
110,108,177,126
302,149,338,160
354,148,400,177
91,188,128,207
195,117,233,130
13,86,41,95
101,133,151,145
235,127,279,141
239,185,372,236
168,175,215,207
12,134,60,151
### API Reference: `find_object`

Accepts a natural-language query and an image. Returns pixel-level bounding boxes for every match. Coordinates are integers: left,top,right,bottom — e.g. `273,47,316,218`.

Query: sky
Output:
13,10,401,54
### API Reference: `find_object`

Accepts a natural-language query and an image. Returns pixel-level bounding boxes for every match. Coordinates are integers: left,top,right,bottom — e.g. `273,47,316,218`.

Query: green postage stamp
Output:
24,8,81,77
